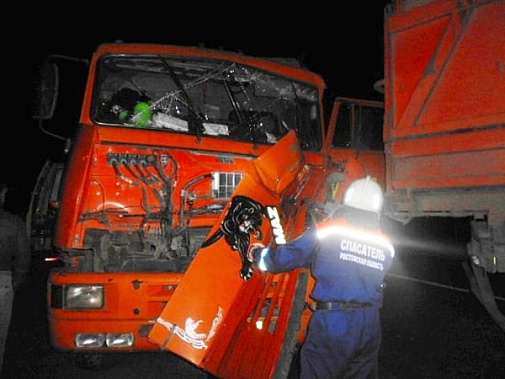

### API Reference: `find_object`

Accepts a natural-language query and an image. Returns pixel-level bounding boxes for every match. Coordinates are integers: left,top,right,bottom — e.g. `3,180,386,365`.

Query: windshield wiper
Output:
158,56,204,142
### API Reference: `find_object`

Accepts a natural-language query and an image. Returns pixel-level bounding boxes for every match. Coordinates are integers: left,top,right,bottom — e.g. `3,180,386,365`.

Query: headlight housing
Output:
51,284,105,309
66,285,104,309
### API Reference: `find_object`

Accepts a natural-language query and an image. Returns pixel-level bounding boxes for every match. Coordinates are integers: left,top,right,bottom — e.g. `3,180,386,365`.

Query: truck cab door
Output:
26,159,64,253
149,131,308,378
324,97,385,200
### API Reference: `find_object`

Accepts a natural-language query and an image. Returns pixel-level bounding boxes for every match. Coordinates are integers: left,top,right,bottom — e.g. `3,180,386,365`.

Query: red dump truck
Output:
381,0,505,330
31,42,384,377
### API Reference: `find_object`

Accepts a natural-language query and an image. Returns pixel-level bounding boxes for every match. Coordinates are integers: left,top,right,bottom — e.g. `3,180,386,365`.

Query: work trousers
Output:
0,271,13,376
300,307,381,379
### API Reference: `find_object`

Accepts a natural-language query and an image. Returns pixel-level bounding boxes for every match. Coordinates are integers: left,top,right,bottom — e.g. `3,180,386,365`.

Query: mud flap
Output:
463,260,505,332
148,131,303,373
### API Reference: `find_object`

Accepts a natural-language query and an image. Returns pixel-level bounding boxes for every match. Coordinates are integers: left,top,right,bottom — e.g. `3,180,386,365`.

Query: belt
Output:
310,301,373,311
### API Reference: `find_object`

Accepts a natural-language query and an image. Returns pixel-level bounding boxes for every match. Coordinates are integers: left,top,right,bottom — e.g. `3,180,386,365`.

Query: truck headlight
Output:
65,285,104,309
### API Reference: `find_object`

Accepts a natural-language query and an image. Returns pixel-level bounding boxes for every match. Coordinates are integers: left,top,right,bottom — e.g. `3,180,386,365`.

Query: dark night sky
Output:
4,0,389,211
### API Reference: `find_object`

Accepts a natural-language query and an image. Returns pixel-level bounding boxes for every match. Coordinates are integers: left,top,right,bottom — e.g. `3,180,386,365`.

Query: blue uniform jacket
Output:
256,217,395,307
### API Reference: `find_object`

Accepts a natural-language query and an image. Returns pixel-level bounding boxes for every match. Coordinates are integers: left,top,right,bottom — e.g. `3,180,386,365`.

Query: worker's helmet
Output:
343,176,383,215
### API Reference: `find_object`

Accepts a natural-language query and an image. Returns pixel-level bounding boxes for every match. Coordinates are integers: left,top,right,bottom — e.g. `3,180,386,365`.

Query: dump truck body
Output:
383,0,505,329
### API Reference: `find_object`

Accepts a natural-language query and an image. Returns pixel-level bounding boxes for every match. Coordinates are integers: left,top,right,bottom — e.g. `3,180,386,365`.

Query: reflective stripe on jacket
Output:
257,217,394,307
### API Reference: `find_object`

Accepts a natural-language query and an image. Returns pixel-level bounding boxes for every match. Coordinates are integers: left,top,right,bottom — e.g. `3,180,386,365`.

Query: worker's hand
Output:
247,243,265,262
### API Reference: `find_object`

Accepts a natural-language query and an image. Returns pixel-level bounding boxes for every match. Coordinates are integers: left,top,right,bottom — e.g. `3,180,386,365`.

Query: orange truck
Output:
382,0,505,330
29,0,504,376
31,42,384,377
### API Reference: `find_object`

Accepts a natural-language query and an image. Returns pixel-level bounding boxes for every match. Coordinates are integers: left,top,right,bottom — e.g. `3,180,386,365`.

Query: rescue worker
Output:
248,176,395,379
0,183,31,375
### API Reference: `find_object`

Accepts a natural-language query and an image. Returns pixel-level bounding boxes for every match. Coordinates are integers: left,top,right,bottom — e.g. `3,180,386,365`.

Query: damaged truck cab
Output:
34,43,338,377
33,42,385,378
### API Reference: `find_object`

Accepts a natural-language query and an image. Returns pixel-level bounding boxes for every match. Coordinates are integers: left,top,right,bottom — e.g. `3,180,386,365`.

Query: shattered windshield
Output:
92,55,322,150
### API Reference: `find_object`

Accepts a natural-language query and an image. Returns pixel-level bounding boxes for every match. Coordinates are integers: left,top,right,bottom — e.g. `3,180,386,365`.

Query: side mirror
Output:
32,63,59,120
